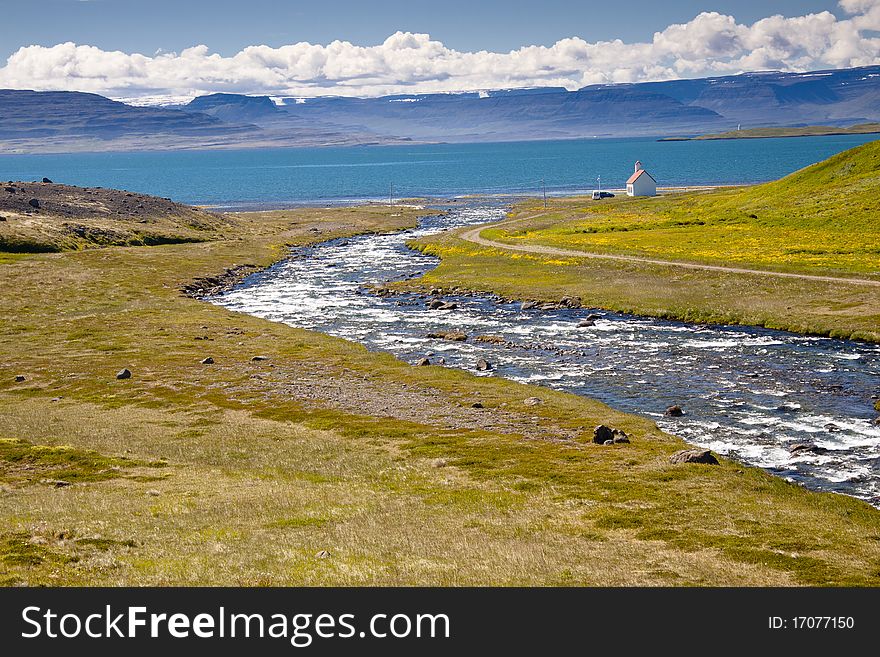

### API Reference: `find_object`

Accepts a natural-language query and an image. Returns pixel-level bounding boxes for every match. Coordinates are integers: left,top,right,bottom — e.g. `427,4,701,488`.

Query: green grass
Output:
409,139,880,341
2,198,880,586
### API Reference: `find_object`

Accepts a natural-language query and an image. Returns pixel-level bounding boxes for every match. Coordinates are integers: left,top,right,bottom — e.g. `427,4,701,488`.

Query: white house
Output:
626,161,657,197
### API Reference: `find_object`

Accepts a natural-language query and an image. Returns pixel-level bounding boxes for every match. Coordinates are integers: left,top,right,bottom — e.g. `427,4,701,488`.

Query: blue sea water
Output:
0,134,876,207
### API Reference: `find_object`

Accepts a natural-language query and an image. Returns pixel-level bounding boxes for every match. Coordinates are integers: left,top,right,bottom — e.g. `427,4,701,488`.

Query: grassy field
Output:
410,140,880,341
663,122,880,141
3,196,880,586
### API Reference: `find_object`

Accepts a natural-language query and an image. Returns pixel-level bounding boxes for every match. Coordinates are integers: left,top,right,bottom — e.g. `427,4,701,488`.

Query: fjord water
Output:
216,204,880,506
1,134,878,206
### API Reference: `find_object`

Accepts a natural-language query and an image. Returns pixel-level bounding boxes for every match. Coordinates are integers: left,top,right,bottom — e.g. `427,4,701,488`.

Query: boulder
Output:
669,449,719,465
665,405,684,417
200,357,215,365
476,358,492,371
426,331,467,341
416,357,431,366
586,313,602,321
789,442,829,455
471,402,484,409
520,301,539,310
612,429,630,444
523,397,543,407
0,216,6,222
28,198,40,209
315,550,331,559
42,177,52,184
251,355,269,362
116,368,132,380
593,425,614,444
873,417,880,426
14,375,25,383
578,319,595,328
428,299,445,309
438,302,458,310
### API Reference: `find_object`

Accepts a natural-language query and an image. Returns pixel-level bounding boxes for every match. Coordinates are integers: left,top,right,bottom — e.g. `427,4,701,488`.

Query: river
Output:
214,202,880,507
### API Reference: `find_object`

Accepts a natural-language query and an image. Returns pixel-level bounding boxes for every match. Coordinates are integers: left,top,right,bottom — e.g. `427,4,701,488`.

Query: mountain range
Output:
2,65,879,153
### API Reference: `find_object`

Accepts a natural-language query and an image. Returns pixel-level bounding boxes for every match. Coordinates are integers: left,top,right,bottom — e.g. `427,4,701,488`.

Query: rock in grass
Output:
471,402,484,409
669,449,719,465
416,357,431,366
14,375,26,383
476,358,492,371
0,216,6,222
593,425,614,444
28,198,40,209
251,355,269,362
665,405,684,417
116,368,131,380
42,479,71,488
612,429,631,444
315,550,331,559
200,357,215,365
523,397,543,406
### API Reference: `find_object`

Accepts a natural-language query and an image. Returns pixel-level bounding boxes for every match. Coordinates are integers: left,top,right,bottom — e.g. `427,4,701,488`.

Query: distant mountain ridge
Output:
2,65,879,153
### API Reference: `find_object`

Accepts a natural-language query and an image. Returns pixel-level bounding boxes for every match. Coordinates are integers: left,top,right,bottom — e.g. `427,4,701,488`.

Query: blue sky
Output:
0,0,877,101
0,0,844,54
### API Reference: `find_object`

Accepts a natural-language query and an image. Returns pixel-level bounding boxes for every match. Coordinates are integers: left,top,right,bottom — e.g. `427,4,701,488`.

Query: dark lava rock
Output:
416,357,431,366
200,357,215,365
14,375,26,382
116,368,131,380
593,425,614,444
665,405,685,417
28,198,40,209
789,442,830,455
476,358,492,371
669,449,719,465
42,177,52,184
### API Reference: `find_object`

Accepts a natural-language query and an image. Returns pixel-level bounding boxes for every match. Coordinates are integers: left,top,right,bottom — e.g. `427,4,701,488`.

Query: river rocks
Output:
521,301,539,310
416,357,431,366
669,449,719,465
28,198,40,209
578,319,595,328
438,302,458,310
475,334,506,344
200,357,215,365
789,442,830,455
428,299,458,310
476,358,492,371
523,397,543,407
559,296,582,309
429,288,443,296
873,417,880,426
585,313,602,321
372,286,393,297
593,425,614,444
14,375,26,383
426,331,467,341
116,368,131,380
665,405,685,417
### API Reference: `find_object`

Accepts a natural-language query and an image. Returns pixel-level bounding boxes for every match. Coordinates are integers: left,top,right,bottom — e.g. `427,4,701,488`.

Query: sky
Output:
0,0,878,102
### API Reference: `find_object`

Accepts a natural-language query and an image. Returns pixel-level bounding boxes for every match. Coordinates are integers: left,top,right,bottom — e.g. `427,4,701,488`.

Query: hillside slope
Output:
0,181,231,252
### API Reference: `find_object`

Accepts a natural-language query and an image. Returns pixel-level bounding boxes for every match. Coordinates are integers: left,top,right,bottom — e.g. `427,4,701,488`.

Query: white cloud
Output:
1,1,879,103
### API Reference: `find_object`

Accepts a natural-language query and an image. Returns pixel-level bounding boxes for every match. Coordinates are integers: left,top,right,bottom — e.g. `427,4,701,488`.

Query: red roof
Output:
626,169,656,185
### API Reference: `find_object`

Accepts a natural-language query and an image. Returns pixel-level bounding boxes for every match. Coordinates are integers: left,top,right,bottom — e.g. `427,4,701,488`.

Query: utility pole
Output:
542,178,547,209
390,182,394,207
